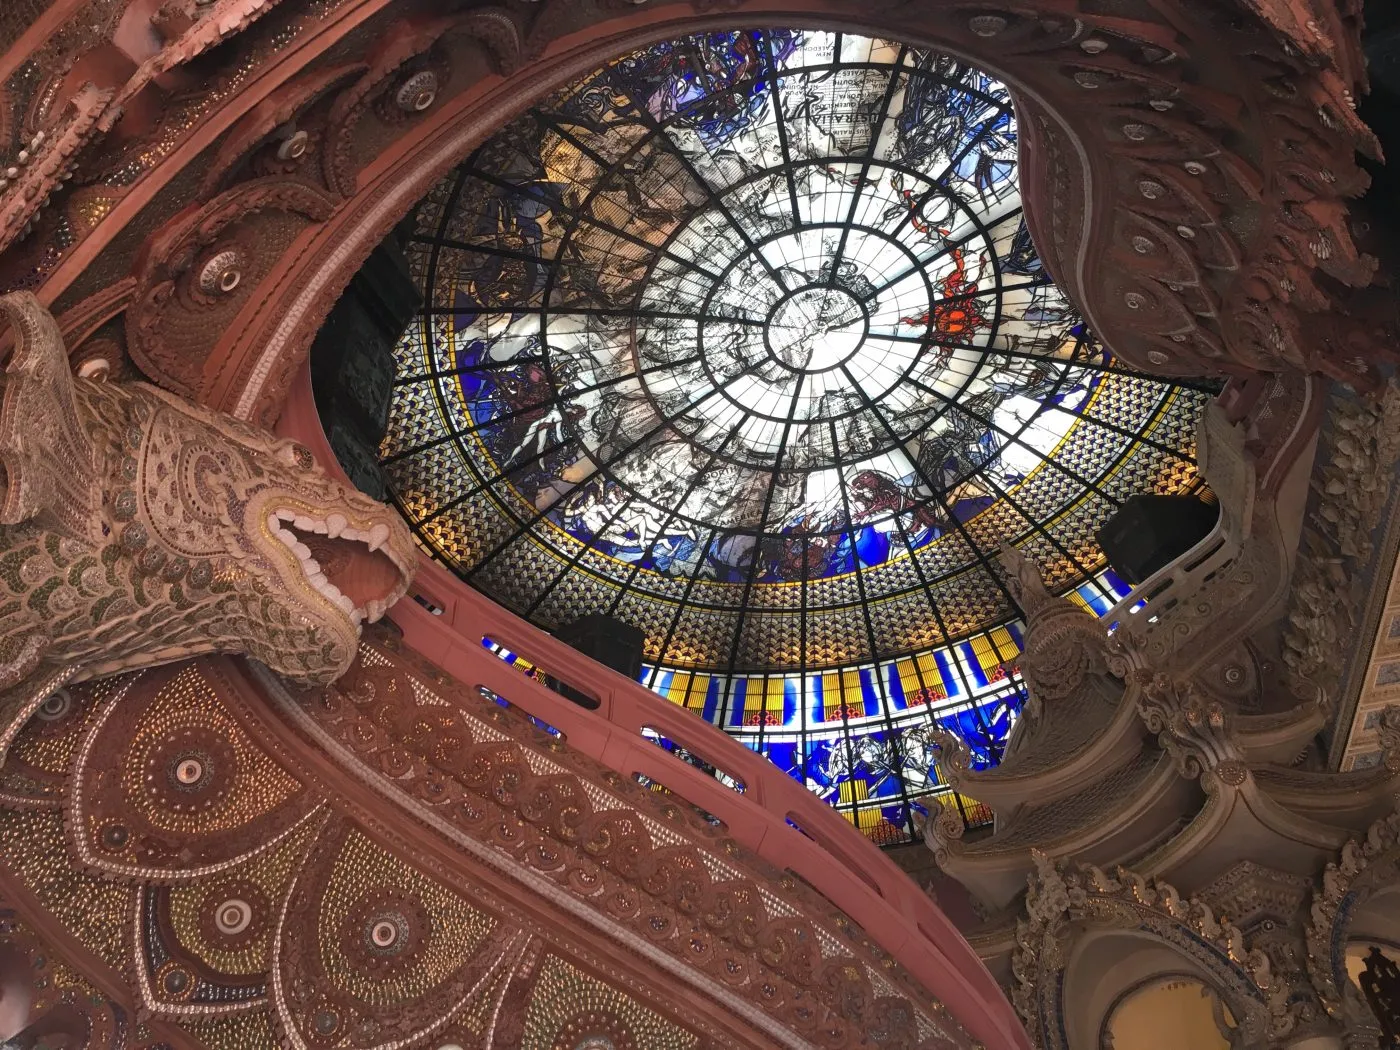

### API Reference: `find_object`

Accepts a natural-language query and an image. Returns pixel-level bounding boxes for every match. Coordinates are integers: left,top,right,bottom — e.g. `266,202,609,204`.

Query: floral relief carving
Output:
1282,383,1400,698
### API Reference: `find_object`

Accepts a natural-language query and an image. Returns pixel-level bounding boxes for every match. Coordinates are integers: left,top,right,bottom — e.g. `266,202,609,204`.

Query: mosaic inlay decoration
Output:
380,29,1211,843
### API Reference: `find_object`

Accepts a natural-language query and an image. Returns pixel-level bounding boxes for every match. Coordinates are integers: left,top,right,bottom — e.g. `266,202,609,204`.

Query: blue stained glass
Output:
934,650,961,698
726,679,748,728
1075,581,1113,616
936,693,1024,771
886,664,908,710
1102,568,1132,598
803,737,844,804
961,642,990,689
384,24,1214,847
858,669,879,717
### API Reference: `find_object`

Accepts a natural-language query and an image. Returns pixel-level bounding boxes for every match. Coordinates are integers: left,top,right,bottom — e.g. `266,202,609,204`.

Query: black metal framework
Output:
375,28,1216,846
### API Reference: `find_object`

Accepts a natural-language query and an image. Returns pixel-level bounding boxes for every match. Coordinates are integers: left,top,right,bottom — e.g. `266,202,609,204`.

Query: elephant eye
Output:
274,442,316,471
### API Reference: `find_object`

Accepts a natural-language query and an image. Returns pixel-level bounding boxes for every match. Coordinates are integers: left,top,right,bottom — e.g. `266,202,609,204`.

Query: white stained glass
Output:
380,29,1215,847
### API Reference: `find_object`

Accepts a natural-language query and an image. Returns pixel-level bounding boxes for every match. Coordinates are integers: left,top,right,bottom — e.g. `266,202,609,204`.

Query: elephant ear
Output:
0,292,102,545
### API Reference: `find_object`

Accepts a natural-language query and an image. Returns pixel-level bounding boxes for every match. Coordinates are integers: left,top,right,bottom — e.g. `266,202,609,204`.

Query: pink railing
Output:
400,560,1028,1049
277,368,1030,1050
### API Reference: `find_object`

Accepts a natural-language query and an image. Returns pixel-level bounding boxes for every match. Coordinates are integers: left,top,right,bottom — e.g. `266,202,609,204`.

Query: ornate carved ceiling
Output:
0,637,986,1050
0,1,1387,1048
0,0,1387,426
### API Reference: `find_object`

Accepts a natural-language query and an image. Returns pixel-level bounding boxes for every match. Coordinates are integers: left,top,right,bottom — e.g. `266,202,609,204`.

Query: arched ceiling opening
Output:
378,27,1215,844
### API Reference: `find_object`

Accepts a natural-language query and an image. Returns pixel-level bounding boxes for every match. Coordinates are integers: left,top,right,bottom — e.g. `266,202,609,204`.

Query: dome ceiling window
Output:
380,29,1214,844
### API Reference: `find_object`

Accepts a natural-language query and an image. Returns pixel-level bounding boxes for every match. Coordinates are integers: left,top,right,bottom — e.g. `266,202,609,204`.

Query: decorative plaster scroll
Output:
1137,674,1249,792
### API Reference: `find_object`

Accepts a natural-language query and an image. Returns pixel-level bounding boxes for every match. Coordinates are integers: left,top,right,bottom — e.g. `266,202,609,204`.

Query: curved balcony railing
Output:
1102,512,1236,636
1101,375,1323,666
276,368,1031,1050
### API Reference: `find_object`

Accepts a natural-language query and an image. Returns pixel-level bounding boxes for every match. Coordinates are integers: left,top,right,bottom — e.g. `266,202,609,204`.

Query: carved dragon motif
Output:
0,293,416,761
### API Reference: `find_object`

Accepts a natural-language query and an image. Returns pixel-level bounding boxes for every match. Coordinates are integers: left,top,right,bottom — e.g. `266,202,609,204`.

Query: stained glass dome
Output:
381,29,1214,843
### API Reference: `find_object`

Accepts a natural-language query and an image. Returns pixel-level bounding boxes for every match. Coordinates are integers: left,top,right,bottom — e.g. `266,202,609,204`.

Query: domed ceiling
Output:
382,29,1213,841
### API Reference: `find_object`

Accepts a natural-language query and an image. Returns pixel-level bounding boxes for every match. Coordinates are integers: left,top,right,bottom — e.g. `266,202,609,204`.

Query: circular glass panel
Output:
378,28,1213,845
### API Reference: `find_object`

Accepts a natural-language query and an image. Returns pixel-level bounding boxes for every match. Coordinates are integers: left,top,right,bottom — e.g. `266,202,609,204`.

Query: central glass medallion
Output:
766,287,867,371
